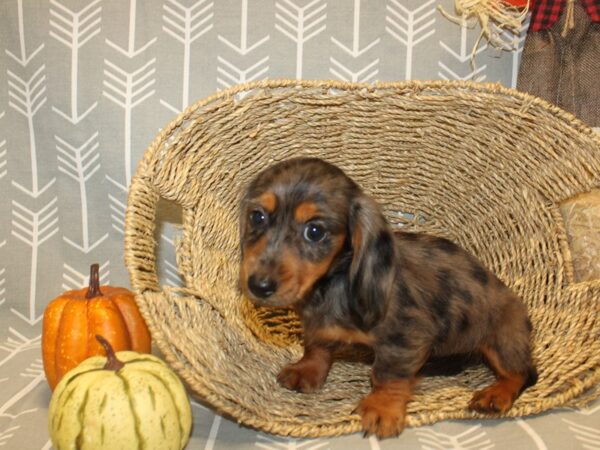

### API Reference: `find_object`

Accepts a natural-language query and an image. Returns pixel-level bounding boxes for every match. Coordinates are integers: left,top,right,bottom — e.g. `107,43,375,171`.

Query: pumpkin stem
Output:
86,263,103,299
96,335,125,372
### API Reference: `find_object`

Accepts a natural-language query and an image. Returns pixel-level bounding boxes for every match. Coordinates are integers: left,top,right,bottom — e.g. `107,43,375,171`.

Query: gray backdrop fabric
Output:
0,1,598,449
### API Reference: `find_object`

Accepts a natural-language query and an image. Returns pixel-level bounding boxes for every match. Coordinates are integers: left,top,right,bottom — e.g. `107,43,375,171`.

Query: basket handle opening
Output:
125,173,163,294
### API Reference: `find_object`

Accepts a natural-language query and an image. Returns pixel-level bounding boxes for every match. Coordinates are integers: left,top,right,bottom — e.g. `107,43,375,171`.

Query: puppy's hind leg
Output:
469,302,537,413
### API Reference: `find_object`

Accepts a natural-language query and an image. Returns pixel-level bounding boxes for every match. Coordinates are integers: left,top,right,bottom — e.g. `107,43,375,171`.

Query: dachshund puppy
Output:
239,157,537,439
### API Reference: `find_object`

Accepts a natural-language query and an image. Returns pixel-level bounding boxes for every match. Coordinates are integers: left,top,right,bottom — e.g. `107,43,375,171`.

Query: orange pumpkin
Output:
42,263,151,390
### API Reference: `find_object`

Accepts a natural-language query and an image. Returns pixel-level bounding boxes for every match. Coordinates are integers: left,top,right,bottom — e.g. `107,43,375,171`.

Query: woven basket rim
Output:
136,79,600,194
125,79,600,437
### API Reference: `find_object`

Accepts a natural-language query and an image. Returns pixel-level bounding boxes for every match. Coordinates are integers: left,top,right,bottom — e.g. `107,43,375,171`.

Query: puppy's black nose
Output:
248,275,277,299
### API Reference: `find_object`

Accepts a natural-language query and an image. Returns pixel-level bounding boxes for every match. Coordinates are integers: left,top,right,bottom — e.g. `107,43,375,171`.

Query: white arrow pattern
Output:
276,0,327,79
0,365,42,419
256,434,330,450
56,132,108,253
0,329,41,369
502,16,529,88
106,175,127,234
439,17,487,81
416,424,494,450
103,58,156,186
105,0,157,58
217,55,270,89
218,0,270,55
0,425,20,447
563,419,600,450
161,0,214,113
49,0,102,124
0,269,5,307
386,0,436,80
62,261,110,291
8,65,56,198
4,0,45,67
0,138,6,181
10,198,59,325
163,259,184,287
216,0,270,89
330,0,379,83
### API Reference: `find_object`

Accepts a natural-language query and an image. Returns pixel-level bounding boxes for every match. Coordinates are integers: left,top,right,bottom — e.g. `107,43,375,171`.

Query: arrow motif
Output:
438,61,486,81
255,434,329,450
5,0,45,67
105,0,157,57
0,425,20,447
386,0,436,80
161,0,214,113
514,419,547,450
217,56,269,89
0,328,41,368
563,419,600,450
0,138,6,180
329,0,379,83
438,16,487,81
106,175,127,234
164,259,184,287
276,0,327,79
21,359,44,378
416,424,493,450
62,261,110,291
0,268,5,307
440,17,488,63
575,402,600,416
0,365,42,418
331,0,379,58
498,17,528,88
49,0,102,124
160,234,184,287
7,65,47,118
219,0,269,55
11,198,59,325
330,57,378,83
56,132,108,253
103,58,156,186
8,65,56,198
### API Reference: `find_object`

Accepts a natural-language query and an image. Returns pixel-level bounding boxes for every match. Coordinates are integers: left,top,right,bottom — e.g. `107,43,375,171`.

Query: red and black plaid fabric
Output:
528,0,600,32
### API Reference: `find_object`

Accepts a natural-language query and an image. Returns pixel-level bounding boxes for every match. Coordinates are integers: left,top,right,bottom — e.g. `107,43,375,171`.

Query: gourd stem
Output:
85,263,103,299
96,335,125,371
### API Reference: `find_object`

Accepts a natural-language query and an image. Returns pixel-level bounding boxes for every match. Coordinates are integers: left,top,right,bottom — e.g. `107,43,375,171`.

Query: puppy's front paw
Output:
354,391,406,439
277,362,327,393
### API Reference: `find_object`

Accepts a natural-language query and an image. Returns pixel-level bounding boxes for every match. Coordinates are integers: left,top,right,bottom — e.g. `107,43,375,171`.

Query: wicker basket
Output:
125,80,600,437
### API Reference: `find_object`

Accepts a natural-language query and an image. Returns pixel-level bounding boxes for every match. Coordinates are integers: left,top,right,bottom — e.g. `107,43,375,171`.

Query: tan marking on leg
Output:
354,378,415,439
469,345,527,413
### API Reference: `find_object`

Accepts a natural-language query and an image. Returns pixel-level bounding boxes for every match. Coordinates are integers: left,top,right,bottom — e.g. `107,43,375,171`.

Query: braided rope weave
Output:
125,80,600,437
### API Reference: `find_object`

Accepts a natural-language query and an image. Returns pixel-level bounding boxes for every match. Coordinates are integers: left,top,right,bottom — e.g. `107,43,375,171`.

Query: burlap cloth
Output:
518,0,600,127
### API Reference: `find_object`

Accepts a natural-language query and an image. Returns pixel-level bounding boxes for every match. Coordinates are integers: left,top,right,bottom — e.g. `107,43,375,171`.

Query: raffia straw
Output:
125,79,600,438
438,0,529,70
561,0,576,36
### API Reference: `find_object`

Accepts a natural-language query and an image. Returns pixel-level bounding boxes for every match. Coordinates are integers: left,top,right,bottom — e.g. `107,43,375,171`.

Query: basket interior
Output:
127,81,600,437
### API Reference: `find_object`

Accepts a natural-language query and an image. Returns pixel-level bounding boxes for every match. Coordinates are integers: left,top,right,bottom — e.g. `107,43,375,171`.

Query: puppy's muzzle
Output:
247,274,278,299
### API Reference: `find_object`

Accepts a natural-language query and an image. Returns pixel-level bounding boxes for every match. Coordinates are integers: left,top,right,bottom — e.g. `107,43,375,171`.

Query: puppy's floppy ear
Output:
348,192,396,330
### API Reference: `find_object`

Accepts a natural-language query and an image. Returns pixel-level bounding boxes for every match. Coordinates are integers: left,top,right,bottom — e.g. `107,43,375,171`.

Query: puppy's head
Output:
239,158,355,307
240,157,395,323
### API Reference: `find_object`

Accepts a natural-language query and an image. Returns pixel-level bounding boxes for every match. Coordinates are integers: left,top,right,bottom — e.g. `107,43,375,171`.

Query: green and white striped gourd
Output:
48,336,192,450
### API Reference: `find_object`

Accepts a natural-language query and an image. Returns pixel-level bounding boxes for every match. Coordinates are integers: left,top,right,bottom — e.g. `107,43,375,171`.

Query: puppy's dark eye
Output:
250,210,266,226
303,222,326,243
